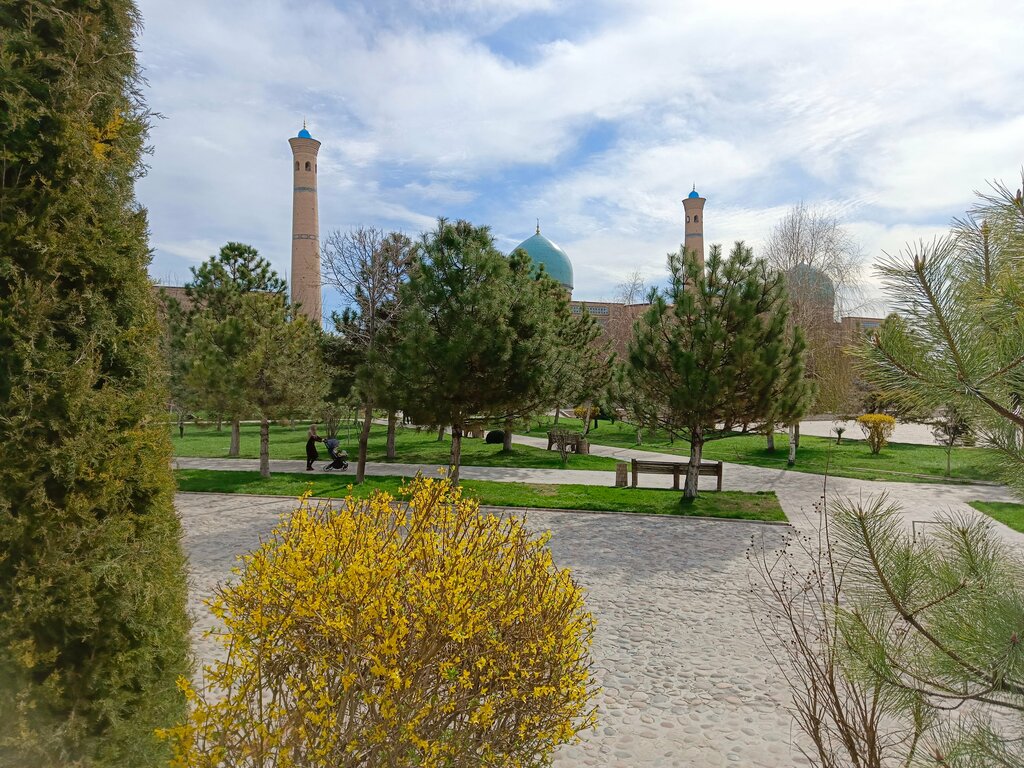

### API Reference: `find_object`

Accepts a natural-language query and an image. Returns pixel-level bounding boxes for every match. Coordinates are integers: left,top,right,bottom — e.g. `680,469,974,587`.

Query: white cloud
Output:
135,0,1024,305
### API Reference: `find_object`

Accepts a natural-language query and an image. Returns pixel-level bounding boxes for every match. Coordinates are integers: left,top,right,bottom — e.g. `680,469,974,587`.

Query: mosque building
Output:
510,188,708,334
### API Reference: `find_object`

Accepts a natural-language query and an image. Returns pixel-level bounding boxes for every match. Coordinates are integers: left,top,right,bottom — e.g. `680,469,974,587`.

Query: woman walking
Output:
305,424,322,471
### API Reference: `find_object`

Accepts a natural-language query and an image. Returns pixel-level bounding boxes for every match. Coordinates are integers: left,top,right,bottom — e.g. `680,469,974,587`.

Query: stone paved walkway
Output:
174,443,1022,766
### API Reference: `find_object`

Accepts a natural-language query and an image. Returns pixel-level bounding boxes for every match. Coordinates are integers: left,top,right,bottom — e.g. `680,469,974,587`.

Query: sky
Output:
136,0,1024,317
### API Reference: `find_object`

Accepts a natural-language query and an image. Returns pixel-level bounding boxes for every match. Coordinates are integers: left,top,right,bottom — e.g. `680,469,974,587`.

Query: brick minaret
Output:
289,124,321,321
682,185,706,270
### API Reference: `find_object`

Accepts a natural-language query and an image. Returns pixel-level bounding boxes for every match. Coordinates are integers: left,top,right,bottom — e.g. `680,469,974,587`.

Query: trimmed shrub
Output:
0,2,191,764
164,477,597,767
573,405,600,422
857,413,897,454
484,429,505,444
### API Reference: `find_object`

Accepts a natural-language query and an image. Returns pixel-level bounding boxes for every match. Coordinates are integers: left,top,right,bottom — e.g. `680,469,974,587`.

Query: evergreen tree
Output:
854,175,1024,494
628,243,806,498
0,2,191,764
185,291,326,477
394,219,537,483
172,242,287,455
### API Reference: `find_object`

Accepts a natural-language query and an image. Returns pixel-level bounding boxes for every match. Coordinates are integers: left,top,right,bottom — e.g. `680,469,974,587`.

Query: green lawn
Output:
969,501,1024,534
175,469,787,522
171,421,617,471
524,417,1004,484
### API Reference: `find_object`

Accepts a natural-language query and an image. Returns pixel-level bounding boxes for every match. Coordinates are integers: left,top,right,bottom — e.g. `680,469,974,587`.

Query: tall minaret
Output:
682,185,706,269
289,123,322,321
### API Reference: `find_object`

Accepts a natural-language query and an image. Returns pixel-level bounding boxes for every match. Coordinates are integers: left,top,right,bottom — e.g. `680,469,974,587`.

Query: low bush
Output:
857,413,897,454
163,477,597,767
573,405,600,421
484,429,505,444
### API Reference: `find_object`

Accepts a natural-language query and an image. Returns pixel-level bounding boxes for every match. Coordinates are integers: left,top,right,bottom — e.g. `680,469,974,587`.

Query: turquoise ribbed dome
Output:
297,127,312,139
785,262,835,310
513,230,573,291
688,189,701,199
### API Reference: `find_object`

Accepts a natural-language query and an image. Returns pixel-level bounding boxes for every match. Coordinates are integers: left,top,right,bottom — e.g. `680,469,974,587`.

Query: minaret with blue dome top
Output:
288,122,322,321
682,185,706,269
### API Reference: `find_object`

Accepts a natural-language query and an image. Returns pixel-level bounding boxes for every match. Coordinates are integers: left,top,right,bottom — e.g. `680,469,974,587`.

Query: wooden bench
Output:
631,458,723,491
547,430,585,452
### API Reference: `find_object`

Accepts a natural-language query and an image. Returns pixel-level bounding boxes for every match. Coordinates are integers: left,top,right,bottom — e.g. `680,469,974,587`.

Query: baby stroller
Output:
322,438,349,471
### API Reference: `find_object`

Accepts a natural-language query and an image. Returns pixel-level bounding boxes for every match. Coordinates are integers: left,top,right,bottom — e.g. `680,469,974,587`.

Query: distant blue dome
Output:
688,189,701,199
297,127,312,139
512,230,573,291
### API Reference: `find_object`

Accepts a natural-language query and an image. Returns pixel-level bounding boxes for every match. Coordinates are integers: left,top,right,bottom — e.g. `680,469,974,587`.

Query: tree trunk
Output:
553,406,560,425
503,419,514,452
216,418,222,432
636,428,643,446
357,399,373,483
794,422,801,449
582,401,593,436
228,418,241,457
386,409,397,460
437,424,446,441
946,448,952,477
788,424,797,467
449,425,462,485
259,417,270,478
766,424,775,452
683,431,704,500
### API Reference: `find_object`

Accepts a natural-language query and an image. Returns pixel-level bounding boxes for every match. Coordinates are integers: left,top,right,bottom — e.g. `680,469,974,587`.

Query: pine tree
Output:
0,2,190,764
854,174,1024,494
628,243,806,498
185,291,326,477
394,219,541,483
172,242,287,456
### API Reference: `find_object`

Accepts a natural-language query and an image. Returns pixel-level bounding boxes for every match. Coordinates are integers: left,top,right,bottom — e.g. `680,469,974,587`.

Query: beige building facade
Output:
289,125,322,322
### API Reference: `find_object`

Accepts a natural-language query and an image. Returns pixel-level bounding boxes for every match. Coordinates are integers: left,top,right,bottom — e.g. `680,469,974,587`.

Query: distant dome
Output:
785,263,835,311
297,127,313,139
688,189,701,199
512,230,573,291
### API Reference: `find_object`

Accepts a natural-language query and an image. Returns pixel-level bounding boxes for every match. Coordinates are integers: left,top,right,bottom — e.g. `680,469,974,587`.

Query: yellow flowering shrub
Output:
161,476,597,767
857,413,897,454
572,405,599,422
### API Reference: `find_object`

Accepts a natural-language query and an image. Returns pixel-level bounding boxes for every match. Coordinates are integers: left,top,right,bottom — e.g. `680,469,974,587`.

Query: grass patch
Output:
968,501,1024,534
175,469,787,522
171,421,616,471
524,417,1004,484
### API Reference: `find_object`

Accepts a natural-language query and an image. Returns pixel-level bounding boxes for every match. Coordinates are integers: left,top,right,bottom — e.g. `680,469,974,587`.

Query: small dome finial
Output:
303,117,307,129
536,218,540,235
692,183,696,192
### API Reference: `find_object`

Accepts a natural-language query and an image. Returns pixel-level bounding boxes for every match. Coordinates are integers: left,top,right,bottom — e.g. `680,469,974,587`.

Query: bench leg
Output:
631,462,637,488
717,465,723,492
673,466,680,491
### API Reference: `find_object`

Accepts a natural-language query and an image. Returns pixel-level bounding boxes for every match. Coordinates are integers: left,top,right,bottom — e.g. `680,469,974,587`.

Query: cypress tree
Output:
0,3,191,765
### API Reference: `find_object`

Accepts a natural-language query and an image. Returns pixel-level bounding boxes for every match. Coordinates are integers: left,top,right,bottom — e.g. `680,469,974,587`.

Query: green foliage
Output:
164,478,598,767
521,415,1004,483
0,2,190,764
853,177,1024,494
856,413,896,454
186,292,327,477
627,242,807,497
831,497,1024,766
394,219,564,482
932,405,975,476
174,243,289,441
171,420,618,471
